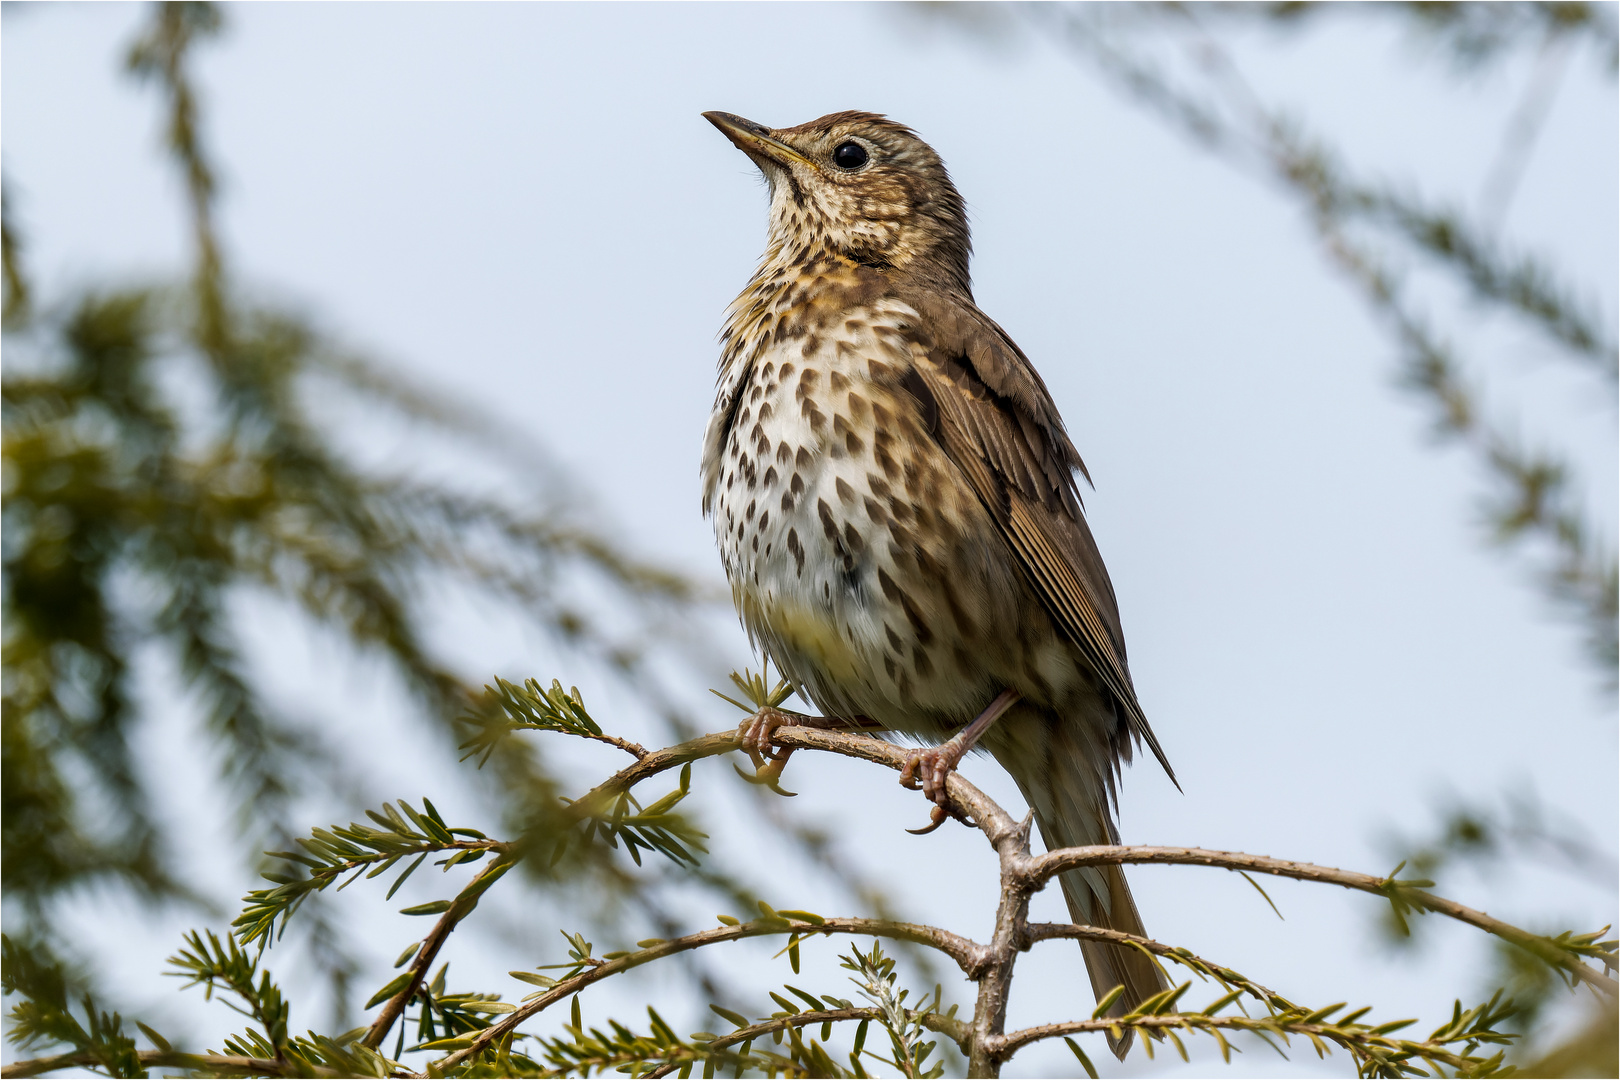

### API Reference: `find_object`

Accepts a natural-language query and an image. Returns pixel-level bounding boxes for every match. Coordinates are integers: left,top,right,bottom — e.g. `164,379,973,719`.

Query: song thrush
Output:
702,110,1175,1056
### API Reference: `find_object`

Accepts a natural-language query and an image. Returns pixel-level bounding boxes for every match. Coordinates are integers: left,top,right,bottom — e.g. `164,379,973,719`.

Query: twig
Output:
365,732,749,1056
1029,844,1617,995
434,916,983,1071
573,731,746,813
1023,922,1283,1004
581,731,650,759
770,727,1021,843
361,854,514,1050
640,1006,973,1078
990,1011,1492,1070
0,1051,335,1079
1481,28,1574,227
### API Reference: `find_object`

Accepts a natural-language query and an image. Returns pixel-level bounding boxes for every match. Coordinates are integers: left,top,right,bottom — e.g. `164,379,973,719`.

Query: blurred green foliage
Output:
1378,794,1619,1064
988,0,1619,678
1,0,709,1015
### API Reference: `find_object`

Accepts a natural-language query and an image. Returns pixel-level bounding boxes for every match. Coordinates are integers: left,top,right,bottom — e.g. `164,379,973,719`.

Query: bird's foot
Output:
733,706,802,796
898,689,1022,835
899,744,973,834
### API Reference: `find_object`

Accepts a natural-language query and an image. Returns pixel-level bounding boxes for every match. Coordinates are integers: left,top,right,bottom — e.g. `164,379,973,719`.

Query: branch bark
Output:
990,1011,1490,1071
361,854,514,1050
434,915,983,1071
363,731,750,1052
968,814,1036,1077
1024,922,1283,1004
0,1051,333,1079
1029,845,1618,994
641,1006,971,1078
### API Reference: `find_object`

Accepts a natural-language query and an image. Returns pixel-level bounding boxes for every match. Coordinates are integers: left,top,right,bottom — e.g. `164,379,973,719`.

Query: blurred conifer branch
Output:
1376,793,1620,1056
0,0,748,1027
1,183,29,328
5,688,1612,1077
930,1,1619,677
1243,2,1618,74
1384,791,1620,893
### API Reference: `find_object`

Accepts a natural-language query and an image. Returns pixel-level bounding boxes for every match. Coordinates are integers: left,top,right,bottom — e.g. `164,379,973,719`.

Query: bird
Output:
701,109,1175,1057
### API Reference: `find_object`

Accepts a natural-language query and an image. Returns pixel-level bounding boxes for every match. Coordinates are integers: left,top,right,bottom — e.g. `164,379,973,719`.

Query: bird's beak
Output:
703,111,816,171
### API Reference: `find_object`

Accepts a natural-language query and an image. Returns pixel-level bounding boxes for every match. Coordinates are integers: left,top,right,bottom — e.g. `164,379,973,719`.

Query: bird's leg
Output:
901,689,1021,834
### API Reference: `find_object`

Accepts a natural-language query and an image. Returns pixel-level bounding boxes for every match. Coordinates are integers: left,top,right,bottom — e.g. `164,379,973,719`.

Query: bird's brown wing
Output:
892,285,1175,784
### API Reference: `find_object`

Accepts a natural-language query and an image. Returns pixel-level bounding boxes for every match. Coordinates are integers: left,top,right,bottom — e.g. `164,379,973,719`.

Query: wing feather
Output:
895,286,1176,784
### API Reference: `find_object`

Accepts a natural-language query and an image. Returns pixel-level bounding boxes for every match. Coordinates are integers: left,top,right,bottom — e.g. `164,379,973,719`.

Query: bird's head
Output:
704,110,971,293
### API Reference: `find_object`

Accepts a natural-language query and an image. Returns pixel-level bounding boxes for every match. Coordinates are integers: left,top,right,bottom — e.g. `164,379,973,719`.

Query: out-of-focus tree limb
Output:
928,1,1619,678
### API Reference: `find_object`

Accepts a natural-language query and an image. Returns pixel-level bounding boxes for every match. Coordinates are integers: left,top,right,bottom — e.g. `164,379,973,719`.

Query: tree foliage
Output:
3,2,1615,1077
950,0,1619,677
1,0,716,1019
2,669,1613,1077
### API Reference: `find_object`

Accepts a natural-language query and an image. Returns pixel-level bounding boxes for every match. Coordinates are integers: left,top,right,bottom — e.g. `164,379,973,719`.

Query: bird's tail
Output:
988,711,1167,1060
1065,861,1165,1059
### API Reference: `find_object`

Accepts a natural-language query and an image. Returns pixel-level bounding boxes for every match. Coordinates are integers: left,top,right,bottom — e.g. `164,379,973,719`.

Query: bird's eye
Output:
832,142,869,170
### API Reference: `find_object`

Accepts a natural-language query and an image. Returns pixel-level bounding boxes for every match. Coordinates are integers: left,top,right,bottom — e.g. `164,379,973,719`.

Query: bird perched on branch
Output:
702,109,1176,1056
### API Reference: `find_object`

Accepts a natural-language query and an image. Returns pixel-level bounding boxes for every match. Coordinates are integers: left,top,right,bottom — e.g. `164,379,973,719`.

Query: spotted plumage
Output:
703,110,1174,1057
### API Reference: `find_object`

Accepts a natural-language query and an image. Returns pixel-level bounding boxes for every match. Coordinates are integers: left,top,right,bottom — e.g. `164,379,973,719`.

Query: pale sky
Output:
4,4,1616,1077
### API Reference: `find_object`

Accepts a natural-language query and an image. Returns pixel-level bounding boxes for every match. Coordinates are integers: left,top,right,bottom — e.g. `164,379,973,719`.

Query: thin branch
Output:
990,1011,1493,1071
126,1,228,352
0,1051,333,1079
574,731,746,812
641,1006,973,1078
1029,844,1618,994
361,854,515,1051
360,731,753,1054
1023,923,1283,1004
769,727,1022,844
1481,27,1574,227
578,731,649,760
434,916,983,1071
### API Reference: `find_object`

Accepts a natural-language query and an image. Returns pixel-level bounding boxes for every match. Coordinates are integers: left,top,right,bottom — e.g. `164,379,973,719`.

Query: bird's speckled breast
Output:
710,282,1040,730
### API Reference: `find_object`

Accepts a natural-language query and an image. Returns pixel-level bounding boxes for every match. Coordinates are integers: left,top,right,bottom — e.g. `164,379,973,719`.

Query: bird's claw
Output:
899,746,970,834
906,803,951,836
734,707,799,797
